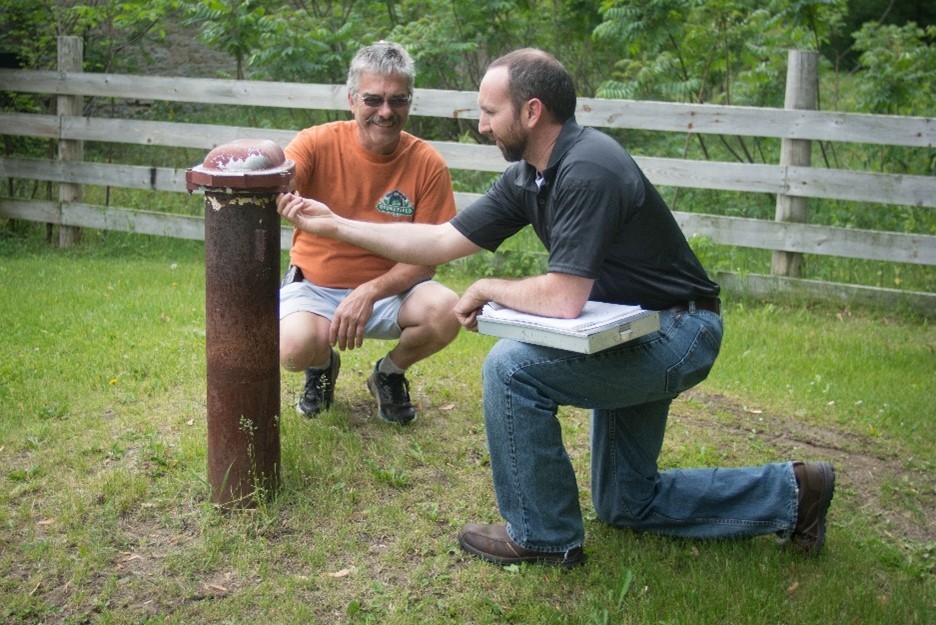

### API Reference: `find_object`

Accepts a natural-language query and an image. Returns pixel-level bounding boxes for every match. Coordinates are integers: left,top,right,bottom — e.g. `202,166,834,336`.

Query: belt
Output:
668,296,721,316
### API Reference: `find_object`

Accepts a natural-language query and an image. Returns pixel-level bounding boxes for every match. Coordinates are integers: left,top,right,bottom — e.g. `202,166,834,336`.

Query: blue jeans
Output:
481,308,798,553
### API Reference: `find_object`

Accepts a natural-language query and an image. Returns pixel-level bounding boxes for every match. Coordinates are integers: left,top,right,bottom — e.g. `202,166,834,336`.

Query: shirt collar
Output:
546,117,585,171
515,117,584,189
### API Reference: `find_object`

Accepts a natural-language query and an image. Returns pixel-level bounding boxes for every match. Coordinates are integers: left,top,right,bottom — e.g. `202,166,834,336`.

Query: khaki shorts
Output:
279,279,436,339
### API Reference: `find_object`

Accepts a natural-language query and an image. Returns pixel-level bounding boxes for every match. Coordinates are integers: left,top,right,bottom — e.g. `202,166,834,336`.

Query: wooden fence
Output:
1,38,934,314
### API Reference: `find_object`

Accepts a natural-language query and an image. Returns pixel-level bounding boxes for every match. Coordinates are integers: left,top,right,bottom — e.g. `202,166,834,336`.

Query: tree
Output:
825,0,936,69
851,21,935,117
592,0,848,107
0,0,180,73
183,0,270,80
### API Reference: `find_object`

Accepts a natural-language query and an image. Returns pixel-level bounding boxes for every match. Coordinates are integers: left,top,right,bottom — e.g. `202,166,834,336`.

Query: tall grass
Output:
0,227,932,624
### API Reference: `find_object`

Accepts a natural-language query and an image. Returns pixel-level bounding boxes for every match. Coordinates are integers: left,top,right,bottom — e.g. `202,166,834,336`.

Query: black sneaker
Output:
366,359,416,425
296,349,341,418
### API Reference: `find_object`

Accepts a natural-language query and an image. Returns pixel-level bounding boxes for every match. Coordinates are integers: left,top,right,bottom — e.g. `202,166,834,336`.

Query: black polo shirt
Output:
450,119,719,310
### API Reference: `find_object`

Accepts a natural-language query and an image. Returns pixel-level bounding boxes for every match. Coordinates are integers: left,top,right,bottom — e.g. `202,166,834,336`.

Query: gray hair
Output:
346,41,415,94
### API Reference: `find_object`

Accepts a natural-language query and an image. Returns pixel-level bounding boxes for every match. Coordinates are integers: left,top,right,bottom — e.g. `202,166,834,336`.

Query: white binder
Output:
477,301,660,354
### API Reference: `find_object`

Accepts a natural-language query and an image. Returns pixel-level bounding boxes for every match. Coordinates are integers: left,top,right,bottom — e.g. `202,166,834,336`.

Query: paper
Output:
477,301,661,354
481,301,648,333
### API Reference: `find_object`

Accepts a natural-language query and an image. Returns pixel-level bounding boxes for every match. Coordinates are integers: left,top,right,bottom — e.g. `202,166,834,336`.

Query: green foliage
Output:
774,0,848,50
250,10,356,84
387,14,481,91
851,22,936,116
2,0,932,119
0,0,180,72
593,0,847,106
0,0,55,68
152,0,618,115
182,0,271,79
824,0,936,70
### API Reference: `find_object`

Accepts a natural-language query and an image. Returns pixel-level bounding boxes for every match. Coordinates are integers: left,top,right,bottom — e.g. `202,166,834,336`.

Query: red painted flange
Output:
186,139,295,192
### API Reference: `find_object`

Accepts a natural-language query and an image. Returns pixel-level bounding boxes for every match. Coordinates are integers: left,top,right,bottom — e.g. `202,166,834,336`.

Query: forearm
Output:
331,216,455,265
279,191,481,264
467,273,594,319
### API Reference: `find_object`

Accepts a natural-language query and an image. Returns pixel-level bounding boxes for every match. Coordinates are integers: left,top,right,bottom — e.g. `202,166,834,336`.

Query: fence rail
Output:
4,69,933,147
2,113,933,210
1,41,934,314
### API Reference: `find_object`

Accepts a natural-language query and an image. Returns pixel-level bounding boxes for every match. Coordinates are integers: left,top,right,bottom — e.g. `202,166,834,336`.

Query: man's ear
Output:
524,98,545,128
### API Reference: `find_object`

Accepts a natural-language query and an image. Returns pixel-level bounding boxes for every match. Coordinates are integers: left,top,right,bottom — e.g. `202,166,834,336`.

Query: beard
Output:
498,138,526,162
494,122,528,162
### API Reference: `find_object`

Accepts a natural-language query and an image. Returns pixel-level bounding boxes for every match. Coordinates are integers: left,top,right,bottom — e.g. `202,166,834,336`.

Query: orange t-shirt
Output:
285,121,456,288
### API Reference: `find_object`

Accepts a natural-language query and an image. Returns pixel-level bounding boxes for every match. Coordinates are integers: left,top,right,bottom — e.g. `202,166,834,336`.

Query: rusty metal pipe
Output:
186,139,294,507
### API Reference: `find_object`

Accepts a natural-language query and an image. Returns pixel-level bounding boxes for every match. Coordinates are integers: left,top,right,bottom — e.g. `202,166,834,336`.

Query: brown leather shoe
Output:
791,461,835,556
458,523,584,568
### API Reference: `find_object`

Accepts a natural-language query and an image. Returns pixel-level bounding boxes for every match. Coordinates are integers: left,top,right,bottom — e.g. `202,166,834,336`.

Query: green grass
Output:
1,227,933,624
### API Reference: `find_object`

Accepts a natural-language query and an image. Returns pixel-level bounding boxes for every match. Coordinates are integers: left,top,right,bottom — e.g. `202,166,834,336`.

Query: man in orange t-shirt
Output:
279,42,460,425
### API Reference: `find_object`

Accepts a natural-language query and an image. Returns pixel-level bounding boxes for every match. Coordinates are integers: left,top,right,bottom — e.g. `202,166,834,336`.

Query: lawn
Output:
1,229,933,624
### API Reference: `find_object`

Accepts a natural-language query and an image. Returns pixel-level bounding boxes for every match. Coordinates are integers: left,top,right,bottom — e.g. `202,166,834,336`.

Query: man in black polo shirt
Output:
276,48,835,568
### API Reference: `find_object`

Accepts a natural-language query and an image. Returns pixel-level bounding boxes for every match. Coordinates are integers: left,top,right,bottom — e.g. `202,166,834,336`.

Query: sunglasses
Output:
355,93,413,109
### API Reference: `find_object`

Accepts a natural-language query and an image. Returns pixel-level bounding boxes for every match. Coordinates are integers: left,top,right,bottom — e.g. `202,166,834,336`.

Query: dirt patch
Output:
675,389,935,545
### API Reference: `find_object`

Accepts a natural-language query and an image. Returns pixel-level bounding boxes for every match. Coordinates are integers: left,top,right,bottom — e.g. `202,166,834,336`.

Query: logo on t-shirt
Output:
376,190,414,217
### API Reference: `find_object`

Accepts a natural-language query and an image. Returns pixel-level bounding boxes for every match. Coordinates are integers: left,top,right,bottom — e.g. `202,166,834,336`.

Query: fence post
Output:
771,49,818,277
57,36,83,247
